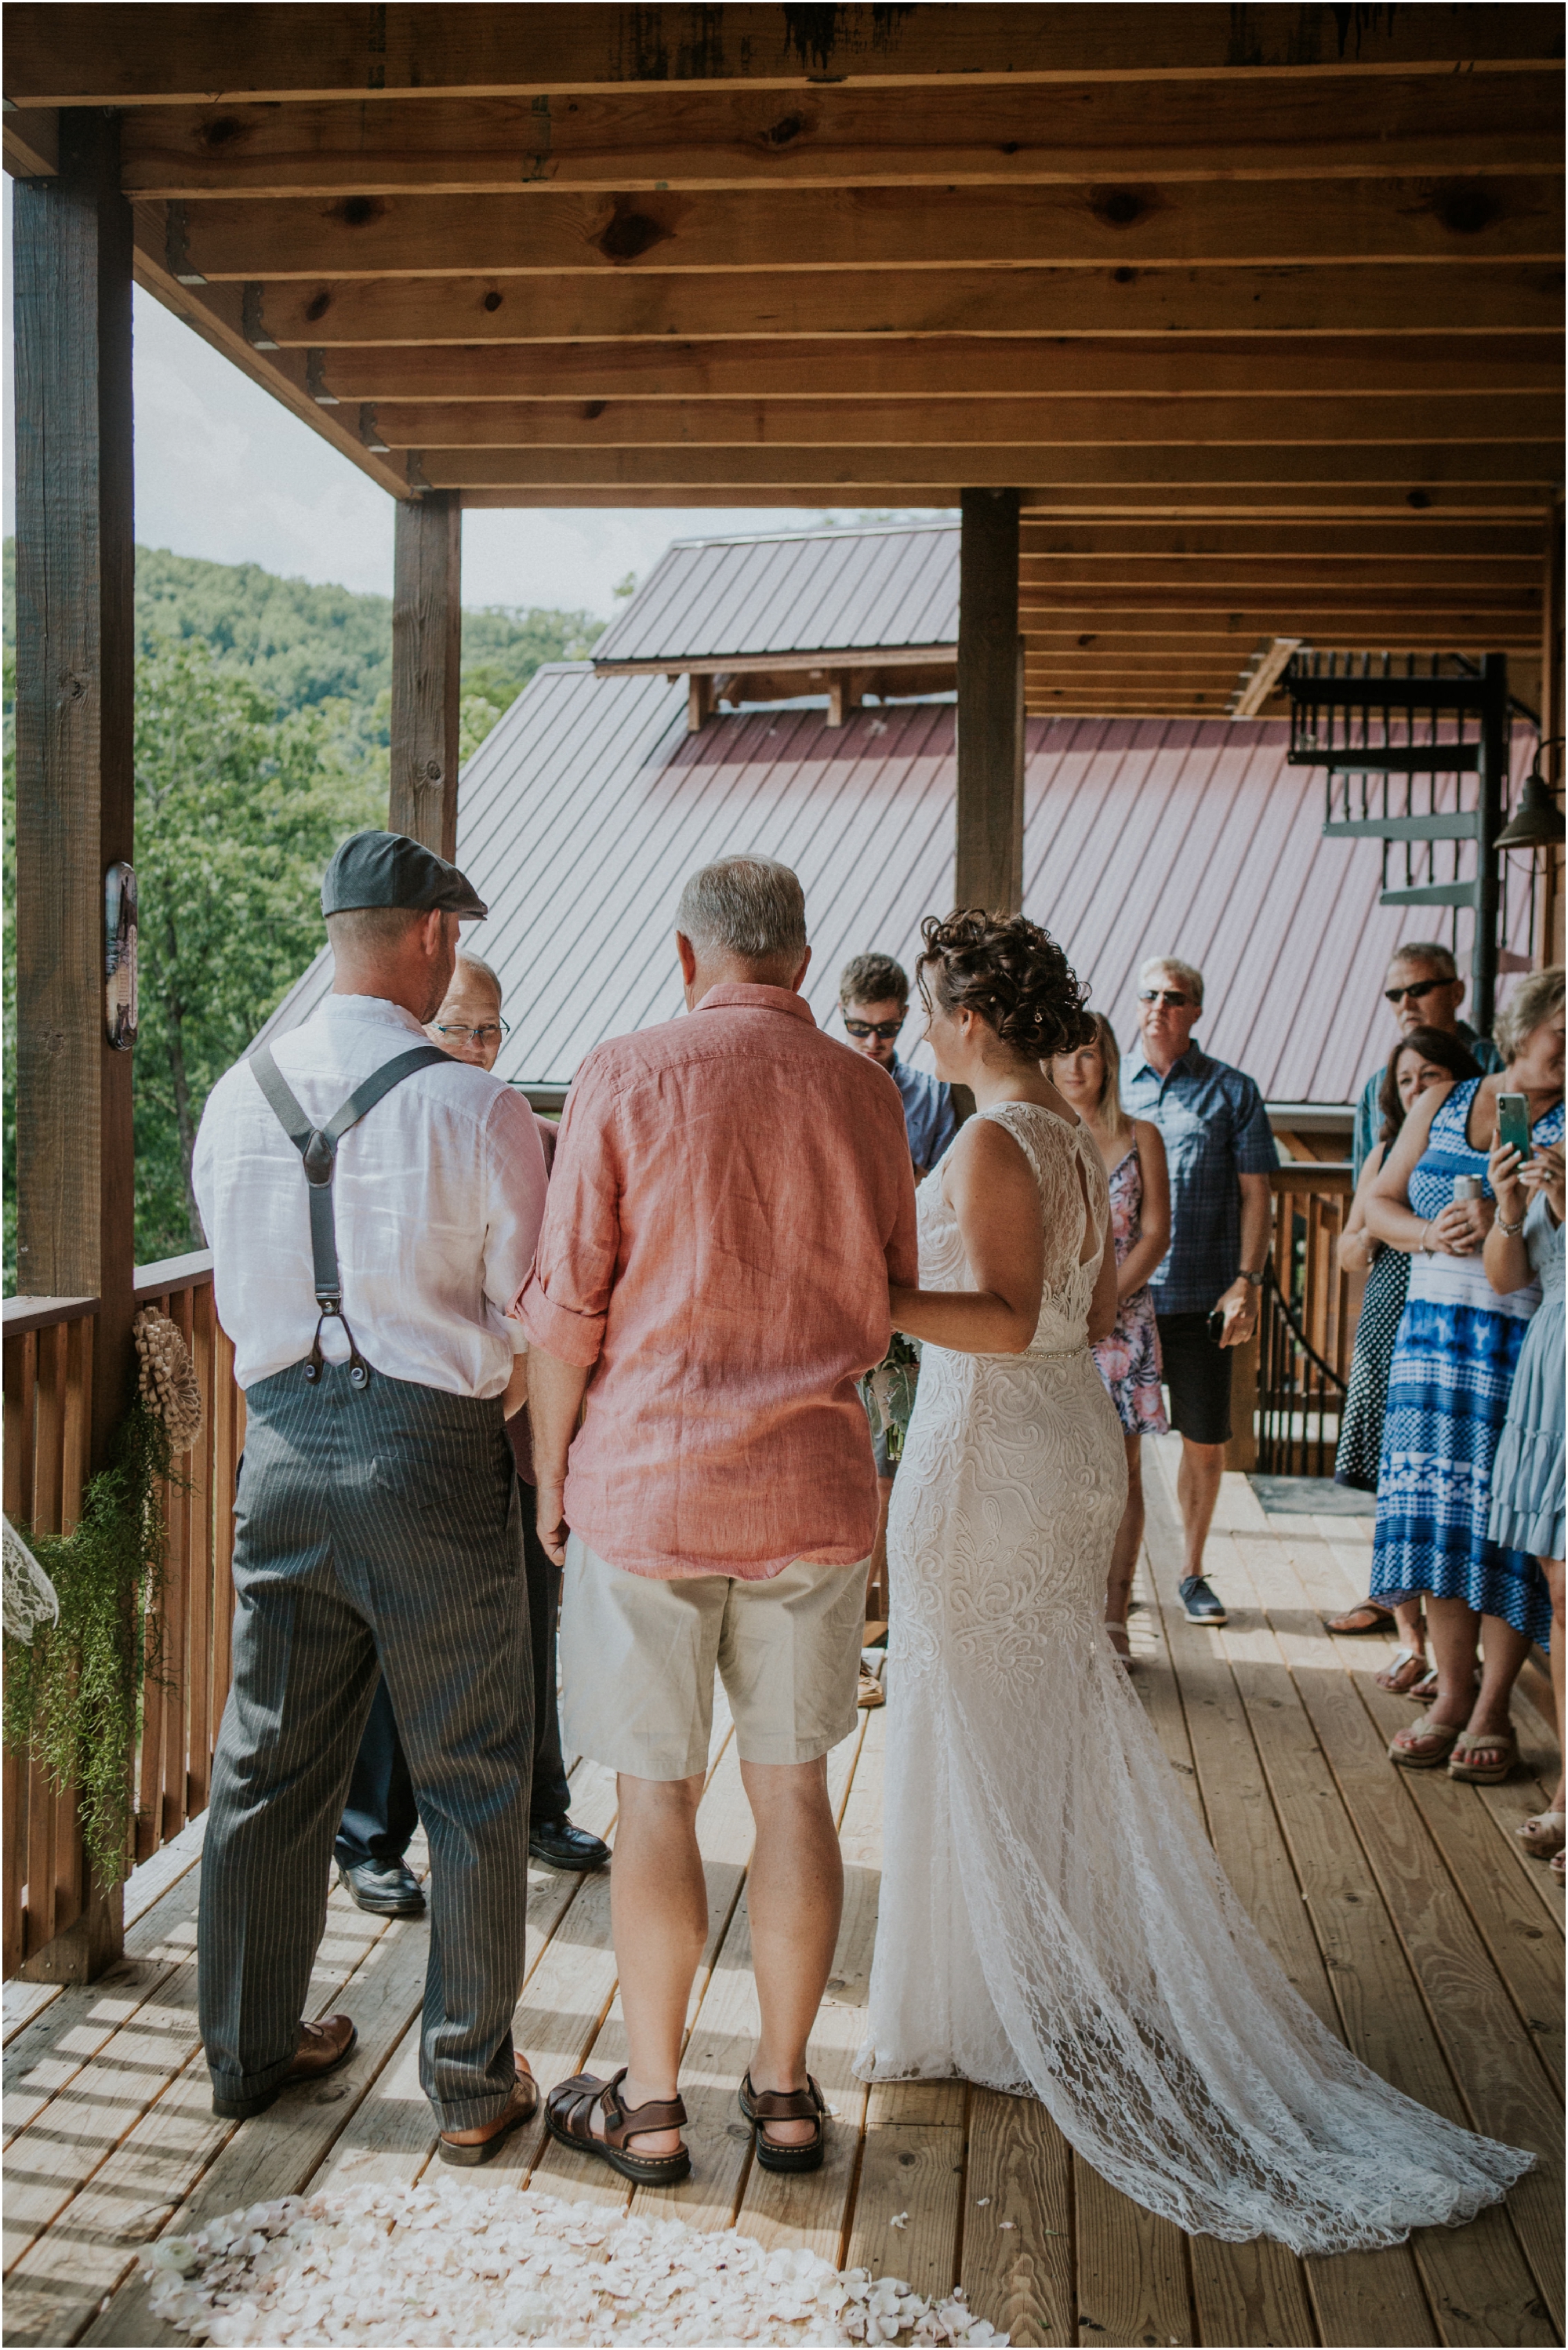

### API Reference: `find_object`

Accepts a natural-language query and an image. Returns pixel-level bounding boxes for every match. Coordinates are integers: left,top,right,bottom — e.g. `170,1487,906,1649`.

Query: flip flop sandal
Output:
1374,1646,1428,1696
1325,1600,1397,1635
857,1668,886,1709
545,2068,691,2186
1388,1717,1466,1769
1410,1668,1441,1704
739,2069,829,2174
439,2059,540,2167
1515,1810,1567,1858
1551,1850,1565,1887
1448,1728,1518,1784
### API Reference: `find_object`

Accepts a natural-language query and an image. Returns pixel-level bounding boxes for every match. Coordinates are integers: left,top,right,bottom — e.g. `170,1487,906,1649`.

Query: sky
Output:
2,184,948,620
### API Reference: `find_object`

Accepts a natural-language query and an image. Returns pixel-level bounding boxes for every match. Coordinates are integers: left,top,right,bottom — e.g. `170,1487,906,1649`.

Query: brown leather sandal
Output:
739,2069,829,2174
545,2068,691,2185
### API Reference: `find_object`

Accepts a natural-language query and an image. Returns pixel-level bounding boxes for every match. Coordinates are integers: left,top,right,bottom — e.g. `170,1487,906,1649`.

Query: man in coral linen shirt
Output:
517,855,916,2187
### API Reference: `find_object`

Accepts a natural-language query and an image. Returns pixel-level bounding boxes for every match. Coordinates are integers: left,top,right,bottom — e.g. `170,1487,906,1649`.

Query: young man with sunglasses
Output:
1123,956,1278,1625
838,953,957,1180
1351,943,1501,1179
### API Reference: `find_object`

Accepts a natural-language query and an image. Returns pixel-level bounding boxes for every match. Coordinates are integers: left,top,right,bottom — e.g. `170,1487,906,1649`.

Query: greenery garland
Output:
3,1400,170,1887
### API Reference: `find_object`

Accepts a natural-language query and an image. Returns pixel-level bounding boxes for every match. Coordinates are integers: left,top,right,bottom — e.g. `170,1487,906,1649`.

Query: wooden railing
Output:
2,1254,243,1979
1255,1164,1362,1479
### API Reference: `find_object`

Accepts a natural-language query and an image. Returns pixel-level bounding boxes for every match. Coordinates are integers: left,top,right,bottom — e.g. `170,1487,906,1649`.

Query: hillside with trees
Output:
2,543,607,1273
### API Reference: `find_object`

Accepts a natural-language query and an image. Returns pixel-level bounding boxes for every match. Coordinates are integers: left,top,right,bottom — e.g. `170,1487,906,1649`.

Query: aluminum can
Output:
1452,1174,1484,1202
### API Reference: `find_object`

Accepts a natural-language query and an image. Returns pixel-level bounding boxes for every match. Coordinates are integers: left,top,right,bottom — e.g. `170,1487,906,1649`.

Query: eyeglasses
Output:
1384,976,1450,1007
434,1020,510,1044
1138,989,1194,1008
844,1016,906,1041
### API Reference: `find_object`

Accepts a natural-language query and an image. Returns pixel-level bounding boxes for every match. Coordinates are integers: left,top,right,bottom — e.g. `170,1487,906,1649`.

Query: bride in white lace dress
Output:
855,911,1530,2255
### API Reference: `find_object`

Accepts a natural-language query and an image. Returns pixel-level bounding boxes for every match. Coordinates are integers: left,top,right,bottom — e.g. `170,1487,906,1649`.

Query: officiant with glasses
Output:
334,949,609,1920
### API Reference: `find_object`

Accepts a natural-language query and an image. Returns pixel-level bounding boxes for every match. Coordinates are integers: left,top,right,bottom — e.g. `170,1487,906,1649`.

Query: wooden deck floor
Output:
3,1438,1563,2349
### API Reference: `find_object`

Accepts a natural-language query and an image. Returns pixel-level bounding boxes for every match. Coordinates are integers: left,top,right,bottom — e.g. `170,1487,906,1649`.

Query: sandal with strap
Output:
738,2070,829,2174
1515,1810,1566,1858
545,2068,691,2186
1410,1667,1440,1704
1326,1599,1397,1636
1374,1646,1428,1696
1449,1727,1518,1785
1389,1716,1466,1770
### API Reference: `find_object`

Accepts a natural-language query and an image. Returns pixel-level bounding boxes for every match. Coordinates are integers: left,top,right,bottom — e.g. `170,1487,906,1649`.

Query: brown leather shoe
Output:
439,2055,541,2167
210,2012,358,2121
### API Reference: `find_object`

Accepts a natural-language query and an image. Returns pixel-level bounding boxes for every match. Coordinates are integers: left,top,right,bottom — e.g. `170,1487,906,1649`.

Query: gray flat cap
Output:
321,830,487,921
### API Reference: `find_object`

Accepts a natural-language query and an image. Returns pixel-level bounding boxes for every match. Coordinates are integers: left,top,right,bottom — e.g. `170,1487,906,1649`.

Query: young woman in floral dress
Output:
1052,1012,1171,1662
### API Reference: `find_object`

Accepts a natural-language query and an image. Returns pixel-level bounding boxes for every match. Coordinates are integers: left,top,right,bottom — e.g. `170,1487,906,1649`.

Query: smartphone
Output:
1207,1308,1226,1344
1497,1091,1534,1164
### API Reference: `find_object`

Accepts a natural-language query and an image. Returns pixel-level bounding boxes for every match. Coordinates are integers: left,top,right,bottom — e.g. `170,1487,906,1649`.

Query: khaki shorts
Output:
559,1535,869,1782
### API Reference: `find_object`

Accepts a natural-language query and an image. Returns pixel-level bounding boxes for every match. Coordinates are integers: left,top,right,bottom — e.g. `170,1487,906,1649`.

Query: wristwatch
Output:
1238,1269,1265,1288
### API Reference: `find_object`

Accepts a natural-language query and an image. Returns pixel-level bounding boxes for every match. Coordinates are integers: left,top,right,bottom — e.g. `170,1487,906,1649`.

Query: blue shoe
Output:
1179,1575,1228,1625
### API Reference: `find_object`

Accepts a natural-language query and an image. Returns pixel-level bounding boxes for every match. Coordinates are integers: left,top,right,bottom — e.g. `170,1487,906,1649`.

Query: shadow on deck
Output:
3,1439,1563,2348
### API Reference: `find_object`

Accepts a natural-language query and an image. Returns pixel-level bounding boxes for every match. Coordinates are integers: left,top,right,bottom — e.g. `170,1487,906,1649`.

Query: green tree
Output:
130,641,380,1259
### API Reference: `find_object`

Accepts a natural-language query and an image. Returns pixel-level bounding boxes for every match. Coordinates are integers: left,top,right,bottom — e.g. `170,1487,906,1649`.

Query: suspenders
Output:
249,1043,451,1388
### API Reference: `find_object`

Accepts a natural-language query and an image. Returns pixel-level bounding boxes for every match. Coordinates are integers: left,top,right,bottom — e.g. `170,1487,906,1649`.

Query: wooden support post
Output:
687,671,713,732
12,108,134,1981
389,489,461,857
1540,503,1565,969
956,488,1024,914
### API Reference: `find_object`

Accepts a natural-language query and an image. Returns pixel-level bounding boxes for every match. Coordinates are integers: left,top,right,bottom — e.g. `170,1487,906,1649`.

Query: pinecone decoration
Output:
133,1307,204,1455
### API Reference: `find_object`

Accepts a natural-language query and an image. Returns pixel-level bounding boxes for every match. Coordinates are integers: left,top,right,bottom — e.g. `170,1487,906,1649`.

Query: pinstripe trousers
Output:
198,1360,534,2130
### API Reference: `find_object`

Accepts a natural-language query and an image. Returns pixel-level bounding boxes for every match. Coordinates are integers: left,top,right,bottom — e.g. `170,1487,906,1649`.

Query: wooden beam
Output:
113,72,1568,196
275,336,1566,402
146,177,1565,280
12,107,134,1980
1019,611,1542,640
956,488,1023,916
412,444,1563,491
453,485,1557,517
201,263,1565,347
128,256,408,499
9,5,1561,107
597,644,953,677
2,104,58,176
1537,503,1565,967
1018,522,1546,554
389,492,461,858
1021,558,1541,583
361,394,1566,449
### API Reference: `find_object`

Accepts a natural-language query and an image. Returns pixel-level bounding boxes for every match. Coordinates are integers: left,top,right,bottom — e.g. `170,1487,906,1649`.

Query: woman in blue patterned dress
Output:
1052,1012,1171,1663
1365,967,1565,1782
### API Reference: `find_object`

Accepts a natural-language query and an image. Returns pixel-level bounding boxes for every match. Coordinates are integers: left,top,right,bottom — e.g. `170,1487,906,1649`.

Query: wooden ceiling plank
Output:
145,177,1565,280
410,445,1561,489
1017,523,1547,554
361,394,1564,450
450,485,1555,517
287,336,1566,401
1016,489,1557,514
206,263,1565,343
9,5,1562,107
114,74,1567,198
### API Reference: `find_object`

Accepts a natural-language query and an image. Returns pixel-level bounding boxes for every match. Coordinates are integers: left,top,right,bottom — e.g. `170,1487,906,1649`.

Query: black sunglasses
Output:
1385,976,1451,1007
1138,989,1194,1008
844,1015,906,1041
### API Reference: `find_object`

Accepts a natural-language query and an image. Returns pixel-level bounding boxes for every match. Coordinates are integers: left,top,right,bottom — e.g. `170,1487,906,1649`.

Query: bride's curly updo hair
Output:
916,910,1094,1060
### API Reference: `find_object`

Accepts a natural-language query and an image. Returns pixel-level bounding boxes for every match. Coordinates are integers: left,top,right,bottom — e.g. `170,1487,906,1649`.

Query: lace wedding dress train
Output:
855,1102,1531,2256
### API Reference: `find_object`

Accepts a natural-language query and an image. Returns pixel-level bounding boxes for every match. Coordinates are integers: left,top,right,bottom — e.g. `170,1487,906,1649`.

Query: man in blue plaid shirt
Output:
1122,957,1278,1625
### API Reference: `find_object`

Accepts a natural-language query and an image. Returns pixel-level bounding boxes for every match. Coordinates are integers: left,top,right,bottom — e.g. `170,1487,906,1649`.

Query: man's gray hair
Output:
676,855,808,965
457,950,503,1002
1390,939,1457,981
1138,953,1204,1007
1494,964,1565,1064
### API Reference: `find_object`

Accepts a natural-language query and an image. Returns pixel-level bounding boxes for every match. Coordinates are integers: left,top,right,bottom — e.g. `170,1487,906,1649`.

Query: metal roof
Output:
258,665,1534,1105
590,521,959,668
